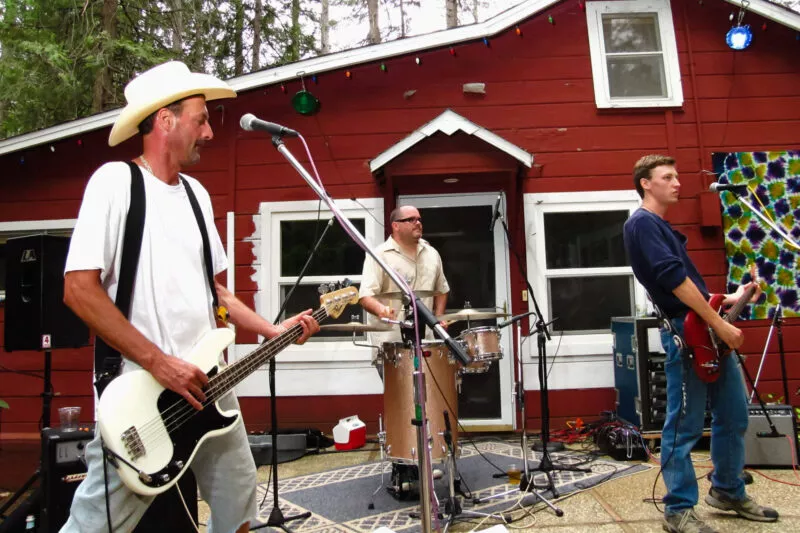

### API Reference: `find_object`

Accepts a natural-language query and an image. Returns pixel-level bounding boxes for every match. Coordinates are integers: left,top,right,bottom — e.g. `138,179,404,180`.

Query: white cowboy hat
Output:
109,61,236,146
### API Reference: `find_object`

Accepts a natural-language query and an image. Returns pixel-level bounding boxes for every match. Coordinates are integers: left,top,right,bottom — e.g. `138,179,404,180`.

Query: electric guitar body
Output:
682,266,758,383
97,285,358,496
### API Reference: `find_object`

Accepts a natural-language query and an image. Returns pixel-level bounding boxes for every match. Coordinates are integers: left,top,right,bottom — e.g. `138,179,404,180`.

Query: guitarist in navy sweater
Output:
623,155,777,533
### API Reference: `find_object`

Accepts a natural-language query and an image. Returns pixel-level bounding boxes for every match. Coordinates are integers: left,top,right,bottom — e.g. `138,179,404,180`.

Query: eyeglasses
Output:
395,217,422,224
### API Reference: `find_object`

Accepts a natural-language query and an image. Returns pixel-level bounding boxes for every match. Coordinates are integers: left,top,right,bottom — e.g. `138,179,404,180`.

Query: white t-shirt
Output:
65,162,227,369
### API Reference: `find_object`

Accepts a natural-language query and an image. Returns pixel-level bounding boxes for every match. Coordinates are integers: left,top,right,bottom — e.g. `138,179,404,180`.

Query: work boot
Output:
662,508,718,533
705,487,779,522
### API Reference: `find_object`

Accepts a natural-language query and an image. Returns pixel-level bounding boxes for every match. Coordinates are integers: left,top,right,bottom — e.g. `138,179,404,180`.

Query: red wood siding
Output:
1,0,798,435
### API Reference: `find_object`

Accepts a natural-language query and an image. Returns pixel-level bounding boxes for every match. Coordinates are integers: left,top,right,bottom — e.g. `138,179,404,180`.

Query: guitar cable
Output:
102,439,113,533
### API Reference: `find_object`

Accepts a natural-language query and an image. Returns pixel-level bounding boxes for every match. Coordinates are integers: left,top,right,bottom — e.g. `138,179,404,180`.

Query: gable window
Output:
525,191,646,356
586,0,683,109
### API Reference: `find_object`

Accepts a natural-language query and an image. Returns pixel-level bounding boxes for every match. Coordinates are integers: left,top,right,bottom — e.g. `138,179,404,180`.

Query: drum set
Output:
321,297,508,511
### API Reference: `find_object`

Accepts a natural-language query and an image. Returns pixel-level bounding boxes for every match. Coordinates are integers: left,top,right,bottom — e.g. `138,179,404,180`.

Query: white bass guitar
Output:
97,285,358,496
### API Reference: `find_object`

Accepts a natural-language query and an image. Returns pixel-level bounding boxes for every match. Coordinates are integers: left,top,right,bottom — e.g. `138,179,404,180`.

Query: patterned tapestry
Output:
712,151,800,319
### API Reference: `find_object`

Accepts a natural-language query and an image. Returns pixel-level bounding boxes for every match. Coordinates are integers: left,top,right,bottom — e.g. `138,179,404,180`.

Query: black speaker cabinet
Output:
3,234,89,351
40,426,199,532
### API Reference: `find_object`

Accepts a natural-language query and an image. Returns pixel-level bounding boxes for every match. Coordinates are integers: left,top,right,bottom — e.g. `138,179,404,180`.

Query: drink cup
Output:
58,406,81,431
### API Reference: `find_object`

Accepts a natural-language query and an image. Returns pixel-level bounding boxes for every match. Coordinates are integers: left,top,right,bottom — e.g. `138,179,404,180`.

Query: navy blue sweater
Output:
623,208,709,318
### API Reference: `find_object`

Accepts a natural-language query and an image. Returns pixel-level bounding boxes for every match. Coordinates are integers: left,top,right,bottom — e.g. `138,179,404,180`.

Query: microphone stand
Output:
266,134,473,533
474,316,563,516
495,208,587,504
251,218,334,531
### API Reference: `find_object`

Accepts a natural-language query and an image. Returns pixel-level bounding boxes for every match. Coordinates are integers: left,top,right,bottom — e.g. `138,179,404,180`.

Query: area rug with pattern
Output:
251,439,654,532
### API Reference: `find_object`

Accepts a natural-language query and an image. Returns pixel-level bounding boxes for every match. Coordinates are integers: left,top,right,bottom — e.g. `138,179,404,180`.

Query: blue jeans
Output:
660,318,749,515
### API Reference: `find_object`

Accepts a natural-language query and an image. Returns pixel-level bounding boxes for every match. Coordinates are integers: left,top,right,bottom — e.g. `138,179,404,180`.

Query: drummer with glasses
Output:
359,205,450,378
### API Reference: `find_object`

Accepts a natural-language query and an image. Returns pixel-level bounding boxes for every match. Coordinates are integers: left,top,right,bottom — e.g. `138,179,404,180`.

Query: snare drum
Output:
458,326,502,362
381,341,459,463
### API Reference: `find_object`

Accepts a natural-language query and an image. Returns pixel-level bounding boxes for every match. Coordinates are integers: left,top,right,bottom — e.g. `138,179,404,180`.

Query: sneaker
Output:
432,468,444,480
662,509,718,533
704,487,779,522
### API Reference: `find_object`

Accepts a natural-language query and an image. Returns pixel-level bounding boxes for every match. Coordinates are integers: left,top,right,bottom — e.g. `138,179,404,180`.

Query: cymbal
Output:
437,309,508,322
320,322,393,333
374,290,436,300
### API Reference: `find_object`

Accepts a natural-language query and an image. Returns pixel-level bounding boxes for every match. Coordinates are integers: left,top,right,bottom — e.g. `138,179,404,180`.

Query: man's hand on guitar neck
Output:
722,280,763,306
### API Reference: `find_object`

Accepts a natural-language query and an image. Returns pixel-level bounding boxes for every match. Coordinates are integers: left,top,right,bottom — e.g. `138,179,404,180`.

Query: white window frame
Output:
523,191,647,358
586,0,683,109
0,219,76,302
253,198,384,363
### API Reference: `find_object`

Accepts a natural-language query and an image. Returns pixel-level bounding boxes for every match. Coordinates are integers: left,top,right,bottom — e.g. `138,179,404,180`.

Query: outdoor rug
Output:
251,439,654,533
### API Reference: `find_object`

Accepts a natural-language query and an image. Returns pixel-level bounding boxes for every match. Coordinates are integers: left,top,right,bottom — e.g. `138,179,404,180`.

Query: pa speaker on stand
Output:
3,234,89,351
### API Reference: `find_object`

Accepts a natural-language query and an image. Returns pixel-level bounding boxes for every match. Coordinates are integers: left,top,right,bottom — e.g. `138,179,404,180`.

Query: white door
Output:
397,192,514,429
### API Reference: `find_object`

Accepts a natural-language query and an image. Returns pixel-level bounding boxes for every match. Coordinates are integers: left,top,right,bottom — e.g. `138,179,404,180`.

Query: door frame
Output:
397,192,515,430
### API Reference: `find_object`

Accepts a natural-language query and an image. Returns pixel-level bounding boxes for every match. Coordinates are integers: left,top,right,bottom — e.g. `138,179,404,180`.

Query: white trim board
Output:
2,0,797,156
369,109,533,172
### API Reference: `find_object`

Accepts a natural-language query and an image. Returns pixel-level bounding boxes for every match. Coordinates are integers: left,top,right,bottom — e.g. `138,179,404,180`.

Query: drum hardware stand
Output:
264,132,474,533
251,218,336,532
368,414,388,510
431,411,512,530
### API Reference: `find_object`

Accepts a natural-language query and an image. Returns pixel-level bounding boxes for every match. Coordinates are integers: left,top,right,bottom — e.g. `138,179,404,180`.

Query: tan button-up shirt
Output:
359,237,450,357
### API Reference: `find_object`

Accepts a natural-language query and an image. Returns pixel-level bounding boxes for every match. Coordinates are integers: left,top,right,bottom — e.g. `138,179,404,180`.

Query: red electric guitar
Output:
682,265,759,383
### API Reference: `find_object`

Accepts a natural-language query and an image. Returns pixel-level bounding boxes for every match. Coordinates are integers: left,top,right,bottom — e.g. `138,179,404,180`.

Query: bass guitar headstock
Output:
319,279,358,319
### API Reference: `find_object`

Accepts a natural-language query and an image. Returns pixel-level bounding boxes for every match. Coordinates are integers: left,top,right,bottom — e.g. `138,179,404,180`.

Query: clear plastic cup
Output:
507,463,521,485
58,406,81,431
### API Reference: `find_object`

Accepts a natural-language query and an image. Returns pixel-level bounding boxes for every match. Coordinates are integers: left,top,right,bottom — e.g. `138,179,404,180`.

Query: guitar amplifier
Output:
744,404,798,467
40,426,95,533
40,426,198,532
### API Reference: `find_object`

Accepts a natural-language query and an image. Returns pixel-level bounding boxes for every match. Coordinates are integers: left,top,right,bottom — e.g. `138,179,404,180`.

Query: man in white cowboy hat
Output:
61,61,319,533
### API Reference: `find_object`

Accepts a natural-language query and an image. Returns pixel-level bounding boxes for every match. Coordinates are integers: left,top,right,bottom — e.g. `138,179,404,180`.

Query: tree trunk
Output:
171,0,183,55
92,0,118,113
445,0,458,28
399,0,406,38
288,0,301,62
367,0,380,44
320,0,330,54
252,0,262,70
233,0,244,75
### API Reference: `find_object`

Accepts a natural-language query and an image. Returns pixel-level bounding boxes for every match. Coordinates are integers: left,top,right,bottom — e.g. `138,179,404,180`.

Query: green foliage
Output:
0,0,320,139
0,399,8,409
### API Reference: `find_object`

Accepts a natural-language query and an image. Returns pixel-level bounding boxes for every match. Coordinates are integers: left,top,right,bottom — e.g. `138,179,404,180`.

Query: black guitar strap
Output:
93,164,222,397
94,162,145,397
180,176,226,323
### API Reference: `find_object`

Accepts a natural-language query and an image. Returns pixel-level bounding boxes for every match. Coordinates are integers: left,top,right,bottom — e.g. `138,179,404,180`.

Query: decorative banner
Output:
712,151,800,319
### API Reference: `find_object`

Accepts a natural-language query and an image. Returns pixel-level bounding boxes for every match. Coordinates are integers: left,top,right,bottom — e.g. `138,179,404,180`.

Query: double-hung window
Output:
524,191,645,356
259,199,384,348
586,0,683,108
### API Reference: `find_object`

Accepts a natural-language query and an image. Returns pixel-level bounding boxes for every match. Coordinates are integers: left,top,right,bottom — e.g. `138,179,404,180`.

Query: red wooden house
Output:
1,0,799,440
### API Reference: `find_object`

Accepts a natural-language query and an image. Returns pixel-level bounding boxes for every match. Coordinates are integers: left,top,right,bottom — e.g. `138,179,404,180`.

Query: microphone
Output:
412,297,472,366
239,113,299,137
498,310,537,329
709,182,748,194
488,195,502,232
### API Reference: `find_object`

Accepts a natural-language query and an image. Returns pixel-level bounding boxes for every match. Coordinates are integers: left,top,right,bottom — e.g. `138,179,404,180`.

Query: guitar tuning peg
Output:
318,284,329,295
342,278,352,287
